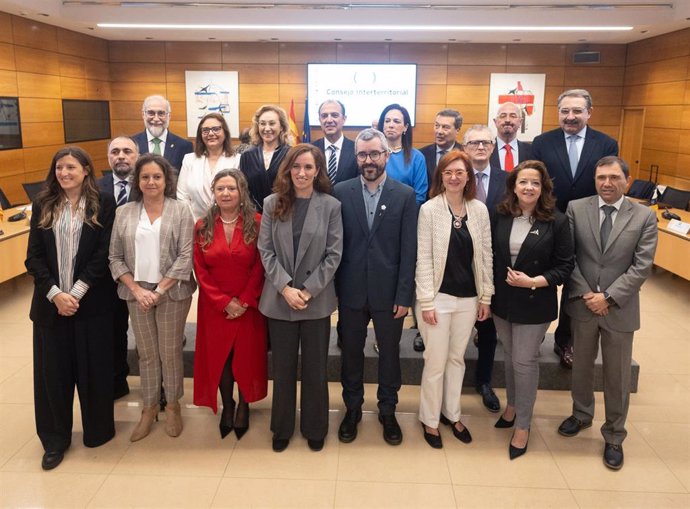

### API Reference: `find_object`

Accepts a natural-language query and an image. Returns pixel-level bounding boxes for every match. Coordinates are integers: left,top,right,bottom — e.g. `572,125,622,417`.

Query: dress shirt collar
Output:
598,194,625,211
324,135,344,152
496,137,518,152
360,174,386,194
564,126,587,142
146,129,168,145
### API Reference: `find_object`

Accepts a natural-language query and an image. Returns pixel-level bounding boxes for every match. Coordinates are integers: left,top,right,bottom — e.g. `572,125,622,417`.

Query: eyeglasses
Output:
201,126,223,135
441,170,467,178
464,140,493,148
356,150,386,162
145,110,168,118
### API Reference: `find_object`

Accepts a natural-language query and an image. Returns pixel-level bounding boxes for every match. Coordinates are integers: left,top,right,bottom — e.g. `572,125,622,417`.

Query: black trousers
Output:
340,304,404,415
268,317,330,441
554,289,572,349
475,317,497,387
33,316,115,453
112,296,130,389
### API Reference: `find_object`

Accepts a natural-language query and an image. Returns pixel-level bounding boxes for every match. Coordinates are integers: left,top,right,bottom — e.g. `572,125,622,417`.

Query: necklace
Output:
448,202,465,229
220,214,239,225
517,214,533,223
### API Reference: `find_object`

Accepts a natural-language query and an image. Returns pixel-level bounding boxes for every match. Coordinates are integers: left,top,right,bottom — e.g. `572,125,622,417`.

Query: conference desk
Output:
0,206,30,283
649,203,690,281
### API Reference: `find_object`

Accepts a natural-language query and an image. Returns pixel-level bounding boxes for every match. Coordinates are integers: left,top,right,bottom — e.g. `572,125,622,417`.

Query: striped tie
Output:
116,180,128,206
327,145,338,183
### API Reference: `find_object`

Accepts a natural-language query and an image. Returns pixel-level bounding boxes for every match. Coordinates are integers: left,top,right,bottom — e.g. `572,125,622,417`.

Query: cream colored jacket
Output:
415,193,494,311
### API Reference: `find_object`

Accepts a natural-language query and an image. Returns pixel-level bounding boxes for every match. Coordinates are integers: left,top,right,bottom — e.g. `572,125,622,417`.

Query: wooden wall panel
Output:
57,28,108,61
337,43,389,63
222,42,279,64
11,17,57,51
0,12,12,44
18,98,63,123
0,42,14,71
507,45,566,66
0,69,17,95
109,42,165,63
448,44,506,66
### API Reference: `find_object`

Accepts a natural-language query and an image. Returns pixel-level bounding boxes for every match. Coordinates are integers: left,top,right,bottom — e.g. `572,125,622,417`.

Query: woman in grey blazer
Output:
258,144,343,453
109,154,196,442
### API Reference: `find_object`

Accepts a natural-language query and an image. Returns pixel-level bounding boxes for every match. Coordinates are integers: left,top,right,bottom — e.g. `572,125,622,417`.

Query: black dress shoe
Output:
603,443,624,470
41,451,64,470
558,415,592,437
556,345,574,369
378,414,403,445
272,438,289,452
509,431,529,460
413,333,425,352
495,415,515,428
338,409,361,443
421,423,443,449
476,384,500,412
440,415,472,443
307,438,325,451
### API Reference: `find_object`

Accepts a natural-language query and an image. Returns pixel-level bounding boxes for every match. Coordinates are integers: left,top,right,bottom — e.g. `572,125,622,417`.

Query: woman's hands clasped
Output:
224,297,248,320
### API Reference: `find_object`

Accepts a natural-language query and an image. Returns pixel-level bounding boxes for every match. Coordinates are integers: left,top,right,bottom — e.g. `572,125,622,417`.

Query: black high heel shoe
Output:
509,430,529,460
233,399,249,440
219,402,235,439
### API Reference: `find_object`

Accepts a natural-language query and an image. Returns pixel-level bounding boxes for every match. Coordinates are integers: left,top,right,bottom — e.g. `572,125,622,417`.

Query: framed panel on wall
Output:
0,97,22,150
62,99,112,143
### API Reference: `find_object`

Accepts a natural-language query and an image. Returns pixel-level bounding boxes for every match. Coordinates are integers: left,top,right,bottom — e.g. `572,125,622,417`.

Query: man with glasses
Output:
532,89,618,369
334,128,417,446
132,95,193,174
489,102,533,172
463,124,506,414
313,100,359,185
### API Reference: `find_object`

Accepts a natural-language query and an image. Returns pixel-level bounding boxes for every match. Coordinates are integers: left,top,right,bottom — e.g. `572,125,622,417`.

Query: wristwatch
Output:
603,291,615,306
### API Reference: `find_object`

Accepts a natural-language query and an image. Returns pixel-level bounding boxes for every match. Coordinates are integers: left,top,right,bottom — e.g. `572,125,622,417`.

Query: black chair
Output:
626,179,655,201
22,181,46,203
0,186,12,209
660,187,690,211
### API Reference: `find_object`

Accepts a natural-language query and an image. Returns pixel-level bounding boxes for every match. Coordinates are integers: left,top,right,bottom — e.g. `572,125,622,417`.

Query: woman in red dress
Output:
193,168,267,439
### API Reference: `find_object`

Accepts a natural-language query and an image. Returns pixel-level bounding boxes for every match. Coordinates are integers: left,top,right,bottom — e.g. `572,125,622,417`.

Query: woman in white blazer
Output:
110,154,197,442
177,113,241,220
415,150,494,449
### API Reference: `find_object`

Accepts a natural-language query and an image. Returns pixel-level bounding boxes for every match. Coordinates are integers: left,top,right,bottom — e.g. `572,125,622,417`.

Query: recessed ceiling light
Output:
512,38,521,42
578,39,587,42
208,37,216,40
640,30,649,33
384,38,392,41
145,36,153,40
270,37,279,41
334,38,341,41
448,38,456,42
39,13,49,17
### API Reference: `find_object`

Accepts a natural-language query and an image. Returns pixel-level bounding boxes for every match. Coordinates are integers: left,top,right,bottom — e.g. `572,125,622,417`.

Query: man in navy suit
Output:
312,100,359,185
464,124,507,413
420,108,463,188
489,102,534,172
532,89,619,368
131,95,193,174
97,136,139,400
334,128,417,446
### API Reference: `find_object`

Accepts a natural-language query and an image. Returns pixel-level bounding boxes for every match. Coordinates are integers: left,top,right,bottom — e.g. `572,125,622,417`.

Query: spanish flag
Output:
288,99,299,146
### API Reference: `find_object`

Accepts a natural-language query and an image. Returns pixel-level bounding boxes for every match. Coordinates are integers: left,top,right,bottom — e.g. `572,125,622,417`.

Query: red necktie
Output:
504,144,514,172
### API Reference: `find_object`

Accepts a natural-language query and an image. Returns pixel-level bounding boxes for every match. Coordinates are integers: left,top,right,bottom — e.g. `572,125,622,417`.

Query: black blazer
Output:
96,175,135,206
131,130,194,174
312,137,359,184
490,210,574,324
239,144,291,213
531,127,618,213
419,143,462,192
333,177,417,310
25,193,116,327
480,165,509,216
489,140,534,171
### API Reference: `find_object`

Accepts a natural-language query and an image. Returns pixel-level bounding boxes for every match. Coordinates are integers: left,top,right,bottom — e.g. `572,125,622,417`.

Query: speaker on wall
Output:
573,51,601,64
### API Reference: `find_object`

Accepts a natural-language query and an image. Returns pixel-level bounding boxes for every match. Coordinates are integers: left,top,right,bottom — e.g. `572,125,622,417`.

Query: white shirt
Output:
564,126,587,160
134,207,162,284
177,152,241,220
146,129,168,157
112,176,130,201
598,194,625,227
495,138,519,171
324,135,344,169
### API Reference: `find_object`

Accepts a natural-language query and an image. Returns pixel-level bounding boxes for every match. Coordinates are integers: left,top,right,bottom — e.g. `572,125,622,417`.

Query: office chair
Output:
660,187,690,211
0,186,12,209
626,179,655,200
22,181,46,203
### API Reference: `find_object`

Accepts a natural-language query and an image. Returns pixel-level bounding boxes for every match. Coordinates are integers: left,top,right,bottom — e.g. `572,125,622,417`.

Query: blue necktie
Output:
568,135,580,177
116,181,128,207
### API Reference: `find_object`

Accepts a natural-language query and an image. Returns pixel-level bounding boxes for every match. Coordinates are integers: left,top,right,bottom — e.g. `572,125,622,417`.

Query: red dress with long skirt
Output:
193,214,268,412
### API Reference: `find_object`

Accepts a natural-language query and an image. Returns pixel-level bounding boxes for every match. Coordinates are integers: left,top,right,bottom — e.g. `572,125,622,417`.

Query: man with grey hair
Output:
490,102,533,172
131,94,193,174
334,128,417,446
532,89,618,368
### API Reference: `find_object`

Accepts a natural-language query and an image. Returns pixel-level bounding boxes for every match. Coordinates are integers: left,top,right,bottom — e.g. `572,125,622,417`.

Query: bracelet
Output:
154,285,167,296
530,278,537,291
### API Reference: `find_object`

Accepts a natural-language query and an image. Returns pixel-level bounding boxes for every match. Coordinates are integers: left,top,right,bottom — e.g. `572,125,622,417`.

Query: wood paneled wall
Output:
624,29,690,189
0,13,111,205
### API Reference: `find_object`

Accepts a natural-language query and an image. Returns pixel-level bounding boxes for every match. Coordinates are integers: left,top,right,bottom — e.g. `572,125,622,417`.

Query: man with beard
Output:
131,95,193,174
489,102,533,171
313,100,359,185
532,89,618,369
333,128,417,446
420,108,463,187
97,136,139,399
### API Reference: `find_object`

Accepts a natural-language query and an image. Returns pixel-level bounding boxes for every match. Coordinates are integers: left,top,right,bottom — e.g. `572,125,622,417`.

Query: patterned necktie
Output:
437,149,447,165
475,172,487,203
600,205,615,249
116,180,128,207
568,135,579,177
327,145,338,183
152,137,162,155
504,144,514,172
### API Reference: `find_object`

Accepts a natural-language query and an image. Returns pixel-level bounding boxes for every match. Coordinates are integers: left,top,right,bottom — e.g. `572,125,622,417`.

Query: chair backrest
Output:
22,181,46,202
626,179,655,200
660,186,690,211
0,186,11,209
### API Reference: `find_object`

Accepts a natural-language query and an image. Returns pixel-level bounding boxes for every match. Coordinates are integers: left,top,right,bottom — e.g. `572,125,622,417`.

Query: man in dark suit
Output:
312,100,359,185
532,89,619,368
420,108,463,187
334,128,417,446
97,136,138,400
131,95,193,174
464,124,507,413
558,156,656,470
490,101,534,171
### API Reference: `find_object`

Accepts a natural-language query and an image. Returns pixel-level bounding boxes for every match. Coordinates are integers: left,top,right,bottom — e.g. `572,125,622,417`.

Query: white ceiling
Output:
2,1,689,44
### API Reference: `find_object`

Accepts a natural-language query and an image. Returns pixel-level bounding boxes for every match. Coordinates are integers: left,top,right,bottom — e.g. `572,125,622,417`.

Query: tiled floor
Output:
0,270,688,508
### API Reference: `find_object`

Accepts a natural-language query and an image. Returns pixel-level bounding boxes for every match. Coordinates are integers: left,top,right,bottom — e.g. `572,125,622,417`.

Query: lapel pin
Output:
380,205,386,211
530,229,539,235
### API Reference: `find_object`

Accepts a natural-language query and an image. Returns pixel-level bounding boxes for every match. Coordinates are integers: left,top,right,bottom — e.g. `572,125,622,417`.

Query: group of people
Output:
26,89,657,473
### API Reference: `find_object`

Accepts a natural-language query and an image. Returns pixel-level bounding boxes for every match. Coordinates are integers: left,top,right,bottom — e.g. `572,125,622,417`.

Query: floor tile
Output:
452,485,579,509
0,471,106,508
335,481,456,508
571,489,690,508
212,478,335,508
0,403,35,468
633,420,690,491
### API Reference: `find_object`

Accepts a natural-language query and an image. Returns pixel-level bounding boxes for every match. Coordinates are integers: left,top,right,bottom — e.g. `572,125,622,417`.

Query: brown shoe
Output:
164,401,183,437
560,345,574,369
130,405,158,442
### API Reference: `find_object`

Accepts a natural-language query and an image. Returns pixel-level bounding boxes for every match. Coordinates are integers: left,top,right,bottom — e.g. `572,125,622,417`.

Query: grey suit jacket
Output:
258,191,343,321
565,196,657,332
109,197,197,301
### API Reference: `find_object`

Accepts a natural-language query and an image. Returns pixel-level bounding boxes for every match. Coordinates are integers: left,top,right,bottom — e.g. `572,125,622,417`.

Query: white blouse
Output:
177,152,241,220
134,207,162,284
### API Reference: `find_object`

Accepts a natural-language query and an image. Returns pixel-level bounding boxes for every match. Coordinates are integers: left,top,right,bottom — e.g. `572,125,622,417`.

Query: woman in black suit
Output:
490,160,574,460
25,147,116,471
239,104,291,212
